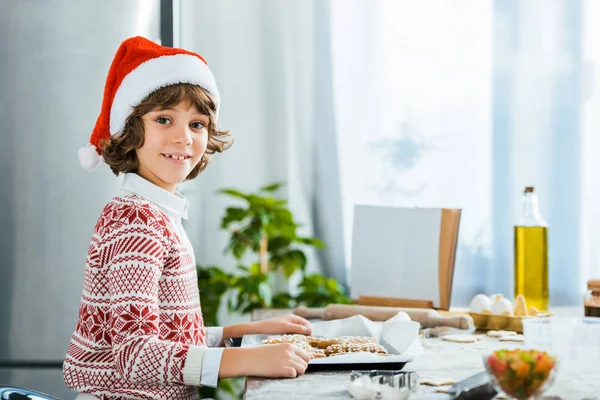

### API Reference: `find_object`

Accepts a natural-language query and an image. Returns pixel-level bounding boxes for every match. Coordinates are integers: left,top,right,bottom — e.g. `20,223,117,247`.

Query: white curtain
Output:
492,0,593,304
177,0,600,309
332,0,600,306
178,1,347,297
581,0,600,299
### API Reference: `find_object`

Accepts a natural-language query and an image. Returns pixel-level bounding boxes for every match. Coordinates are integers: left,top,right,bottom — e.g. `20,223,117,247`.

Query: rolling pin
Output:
294,304,474,330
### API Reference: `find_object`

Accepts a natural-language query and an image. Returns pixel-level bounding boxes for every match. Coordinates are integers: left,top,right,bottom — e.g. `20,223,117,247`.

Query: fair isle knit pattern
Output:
63,193,206,400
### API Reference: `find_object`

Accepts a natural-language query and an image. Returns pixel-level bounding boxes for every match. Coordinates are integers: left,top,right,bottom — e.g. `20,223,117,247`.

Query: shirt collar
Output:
120,173,189,220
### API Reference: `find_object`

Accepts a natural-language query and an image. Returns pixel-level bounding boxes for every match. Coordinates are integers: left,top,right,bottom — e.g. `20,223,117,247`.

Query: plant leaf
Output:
268,236,291,252
221,207,248,229
218,188,249,200
224,231,251,258
272,208,294,225
249,263,263,276
241,221,263,248
247,195,266,212
289,249,307,271
259,182,284,192
293,273,352,307
282,259,296,278
296,237,326,249
327,278,340,292
280,250,305,277
272,292,294,308
231,239,249,260
258,211,271,226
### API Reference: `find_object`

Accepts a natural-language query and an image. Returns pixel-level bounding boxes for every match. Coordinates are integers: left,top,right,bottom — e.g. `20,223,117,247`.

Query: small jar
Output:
584,279,600,317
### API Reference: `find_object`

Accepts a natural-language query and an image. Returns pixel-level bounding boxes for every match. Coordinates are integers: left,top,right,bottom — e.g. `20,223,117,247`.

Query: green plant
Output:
295,273,353,307
228,264,272,313
219,182,344,315
197,377,243,400
196,182,351,399
196,266,232,326
198,182,351,316
220,182,324,277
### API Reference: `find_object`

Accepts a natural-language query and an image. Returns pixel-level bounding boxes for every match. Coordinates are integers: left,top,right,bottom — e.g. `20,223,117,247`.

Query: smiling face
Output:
100,84,233,184
136,103,210,192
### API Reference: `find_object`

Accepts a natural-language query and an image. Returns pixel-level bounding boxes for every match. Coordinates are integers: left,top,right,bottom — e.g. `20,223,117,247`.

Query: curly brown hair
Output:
100,83,232,180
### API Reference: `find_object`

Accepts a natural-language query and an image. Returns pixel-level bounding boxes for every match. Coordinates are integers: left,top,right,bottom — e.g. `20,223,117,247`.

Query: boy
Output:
65,36,311,400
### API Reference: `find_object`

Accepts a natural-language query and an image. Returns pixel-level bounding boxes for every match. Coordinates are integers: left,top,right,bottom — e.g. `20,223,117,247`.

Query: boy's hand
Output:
248,343,310,378
252,314,312,335
220,344,310,378
223,314,312,339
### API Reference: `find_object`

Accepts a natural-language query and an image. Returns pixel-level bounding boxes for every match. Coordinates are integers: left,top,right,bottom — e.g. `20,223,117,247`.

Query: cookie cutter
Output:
350,370,419,399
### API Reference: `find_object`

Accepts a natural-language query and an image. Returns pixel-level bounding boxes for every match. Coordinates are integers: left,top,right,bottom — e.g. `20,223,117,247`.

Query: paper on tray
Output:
242,312,423,364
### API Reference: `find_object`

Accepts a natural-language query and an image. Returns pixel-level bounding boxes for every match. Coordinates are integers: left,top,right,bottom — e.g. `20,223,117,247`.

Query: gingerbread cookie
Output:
310,337,345,349
309,349,327,359
263,341,313,354
338,336,378,344
325,342,388,356
260,334,307,345
309,335,378,349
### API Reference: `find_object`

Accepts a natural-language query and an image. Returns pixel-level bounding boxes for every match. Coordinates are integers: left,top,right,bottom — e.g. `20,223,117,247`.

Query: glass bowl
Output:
483,349,559,400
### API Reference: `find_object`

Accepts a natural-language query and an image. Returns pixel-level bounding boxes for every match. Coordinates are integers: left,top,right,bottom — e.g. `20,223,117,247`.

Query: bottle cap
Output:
524,186,535,193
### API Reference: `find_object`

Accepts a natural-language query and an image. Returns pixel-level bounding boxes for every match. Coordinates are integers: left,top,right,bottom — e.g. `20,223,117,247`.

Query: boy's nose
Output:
173,125,193,145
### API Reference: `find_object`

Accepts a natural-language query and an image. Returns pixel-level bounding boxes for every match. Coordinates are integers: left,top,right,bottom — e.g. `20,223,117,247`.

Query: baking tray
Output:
228,337,409,372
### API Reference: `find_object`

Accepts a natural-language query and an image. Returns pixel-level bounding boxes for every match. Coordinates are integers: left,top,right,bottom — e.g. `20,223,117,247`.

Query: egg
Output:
514,295,528,317
528,306,539,316
491,298,514,316
469,294,492,314
489,293,504,305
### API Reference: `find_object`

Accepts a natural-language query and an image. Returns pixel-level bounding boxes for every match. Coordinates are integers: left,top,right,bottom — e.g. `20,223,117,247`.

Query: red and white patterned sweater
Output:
64,175,215,400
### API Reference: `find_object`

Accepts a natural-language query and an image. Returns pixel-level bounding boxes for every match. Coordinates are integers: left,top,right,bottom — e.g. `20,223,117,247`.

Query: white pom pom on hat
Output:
79,36,220,170
78,144,102,171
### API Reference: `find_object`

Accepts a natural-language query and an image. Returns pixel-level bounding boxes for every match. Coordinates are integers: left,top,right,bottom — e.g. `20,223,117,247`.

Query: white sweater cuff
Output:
200,348,225,388
182,345,207,386
206,326,225,347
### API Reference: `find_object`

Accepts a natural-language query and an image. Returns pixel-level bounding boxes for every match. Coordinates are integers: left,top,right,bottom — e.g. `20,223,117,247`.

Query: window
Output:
333,0,599,306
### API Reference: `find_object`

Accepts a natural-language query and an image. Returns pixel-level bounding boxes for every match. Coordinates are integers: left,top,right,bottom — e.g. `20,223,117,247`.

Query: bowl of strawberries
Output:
484,349,558,400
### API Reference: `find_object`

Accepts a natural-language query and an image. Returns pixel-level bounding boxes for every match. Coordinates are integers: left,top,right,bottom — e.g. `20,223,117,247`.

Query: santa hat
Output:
78,36,220,171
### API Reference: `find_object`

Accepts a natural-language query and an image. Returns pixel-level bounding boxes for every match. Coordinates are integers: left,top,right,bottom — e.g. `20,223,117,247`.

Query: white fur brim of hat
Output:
79,53,220,171
110,53,220,135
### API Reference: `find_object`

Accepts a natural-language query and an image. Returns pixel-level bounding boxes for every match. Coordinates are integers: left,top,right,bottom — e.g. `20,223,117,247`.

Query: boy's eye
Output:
156,117,172,124
190,121,206,129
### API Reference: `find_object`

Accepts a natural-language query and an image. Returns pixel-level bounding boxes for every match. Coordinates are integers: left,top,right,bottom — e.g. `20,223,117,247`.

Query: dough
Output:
441,334,481,343
499,334,525,343
487,330,517,338
420,378,457,386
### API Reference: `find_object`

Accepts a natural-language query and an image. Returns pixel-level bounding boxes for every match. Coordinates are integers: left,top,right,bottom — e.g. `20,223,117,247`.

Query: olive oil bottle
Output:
514,186,549,310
